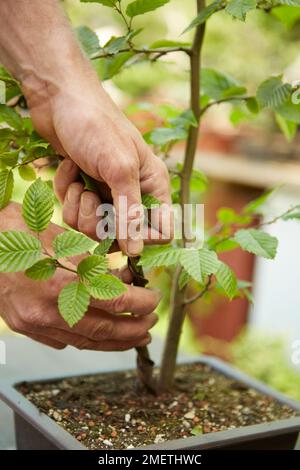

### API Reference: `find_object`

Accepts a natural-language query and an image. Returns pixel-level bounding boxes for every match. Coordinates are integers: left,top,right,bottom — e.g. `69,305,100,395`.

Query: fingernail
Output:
67,186,80,205
127,238,143,256
80,193,95,217
62,159,75,172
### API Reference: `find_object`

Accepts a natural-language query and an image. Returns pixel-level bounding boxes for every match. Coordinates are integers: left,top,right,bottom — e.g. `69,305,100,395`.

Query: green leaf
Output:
80,0,117,6
149,127,187,145
217,207,251,224
234,229,278,259
86,273,126,300
126,0,170,18
246,97,259,114
94,238,114,256
256,76,291,109
22,178,54,232
93,51,134,81
178,269,191,290
272,6,300,29
216,262,237,300
139,245,183,268
225,0,257,22
76,25,100,57
182,0,223,34
276,0,300,5
53,231,96,258
198,248,220,277
0,231,42,272
0,150,19,166
0,169,13,209
191,425,203,436
150,39,190,49
0,104,23,130
80,172,98,191
77,255,108,283
244,188,275,215
201,69,242,101
276,101,300,124
58,281,90,327
282,206,300,220
142,194,161,209
105,36,127,54
275,113,297,142
18,165,36,181
180,249,203,283
25,258,56,281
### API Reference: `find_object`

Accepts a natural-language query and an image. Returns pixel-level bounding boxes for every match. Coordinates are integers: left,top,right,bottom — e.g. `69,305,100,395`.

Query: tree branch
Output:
184,275,212,305
158,0,206,392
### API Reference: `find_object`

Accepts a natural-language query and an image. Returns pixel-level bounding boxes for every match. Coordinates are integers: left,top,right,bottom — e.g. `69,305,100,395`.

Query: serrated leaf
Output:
256,76,291,109
178,269,191,290
22,178,54,232
282,207,300,220
25,258,56,280
105,36,127,54
58,281,90,327
0,150,19,166
139,246,183,268
53,231,96,258
78,255,108,283
142,194,161,209
0,169,13,209
76,25,100,58
126,0,169,18
86,273,126,300
201,69,242,101
180,249,203,283
149,127,187,145
234,229,278,259
0,104,23,130
183,0,223,34
18,165,36,181
198,248,220,276
94,238,114,256
276,101,300,123
225,0,257,22
0,231,42,272
216,262,237,300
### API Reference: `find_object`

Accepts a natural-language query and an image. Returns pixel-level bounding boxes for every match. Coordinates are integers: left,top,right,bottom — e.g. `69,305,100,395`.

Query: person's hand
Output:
0,204,159,351
25,72,172,255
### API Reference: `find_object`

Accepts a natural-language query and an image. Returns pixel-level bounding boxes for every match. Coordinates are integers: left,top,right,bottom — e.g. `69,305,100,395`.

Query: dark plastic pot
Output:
1,356,300,450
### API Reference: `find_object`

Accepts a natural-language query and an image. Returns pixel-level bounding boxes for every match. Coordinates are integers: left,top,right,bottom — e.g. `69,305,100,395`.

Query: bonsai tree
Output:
1,0,300,395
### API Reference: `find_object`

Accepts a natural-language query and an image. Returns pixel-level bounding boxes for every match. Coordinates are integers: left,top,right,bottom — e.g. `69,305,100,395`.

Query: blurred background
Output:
1,0,300,403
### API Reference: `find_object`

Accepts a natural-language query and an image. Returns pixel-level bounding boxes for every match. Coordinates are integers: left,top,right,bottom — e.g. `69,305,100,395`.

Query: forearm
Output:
0,0,96,104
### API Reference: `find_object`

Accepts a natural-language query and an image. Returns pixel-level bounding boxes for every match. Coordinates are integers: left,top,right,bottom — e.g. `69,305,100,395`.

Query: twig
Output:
183,275,212,305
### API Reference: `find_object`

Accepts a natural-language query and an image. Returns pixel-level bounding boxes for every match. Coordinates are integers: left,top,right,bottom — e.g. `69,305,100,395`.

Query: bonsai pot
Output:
0,356,299,450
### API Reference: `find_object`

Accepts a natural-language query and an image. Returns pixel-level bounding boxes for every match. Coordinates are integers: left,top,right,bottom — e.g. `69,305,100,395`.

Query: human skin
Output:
0,0,172,256
0,203,159,350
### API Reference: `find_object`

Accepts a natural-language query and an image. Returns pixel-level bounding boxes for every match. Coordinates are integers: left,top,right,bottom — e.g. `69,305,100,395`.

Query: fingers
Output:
70,309,158,343
26,333,66,350
109,160,144,257
62,183,101,240
54,159,80,203
141,151,174,243
77,191,101,240
90,285,161,316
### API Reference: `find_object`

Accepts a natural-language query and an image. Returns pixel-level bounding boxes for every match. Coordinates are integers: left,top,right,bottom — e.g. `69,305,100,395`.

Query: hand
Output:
0,204,159,351
26,73,172,255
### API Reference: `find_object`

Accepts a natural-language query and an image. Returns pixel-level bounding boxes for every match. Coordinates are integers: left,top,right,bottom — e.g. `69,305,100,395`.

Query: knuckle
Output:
109,293,129,314
92,318,115,340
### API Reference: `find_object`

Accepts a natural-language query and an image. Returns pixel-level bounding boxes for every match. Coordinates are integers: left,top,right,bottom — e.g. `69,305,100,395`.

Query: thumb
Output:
110,169,144,257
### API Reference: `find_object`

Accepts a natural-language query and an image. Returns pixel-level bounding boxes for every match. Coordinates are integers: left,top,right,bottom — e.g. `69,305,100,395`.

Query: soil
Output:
17,363,300,450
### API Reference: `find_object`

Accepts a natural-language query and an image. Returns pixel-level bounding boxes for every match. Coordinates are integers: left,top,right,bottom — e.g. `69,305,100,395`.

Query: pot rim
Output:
1,355,300,450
